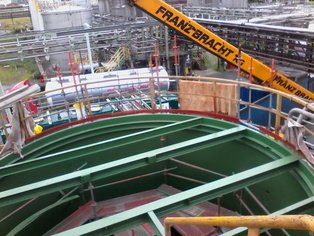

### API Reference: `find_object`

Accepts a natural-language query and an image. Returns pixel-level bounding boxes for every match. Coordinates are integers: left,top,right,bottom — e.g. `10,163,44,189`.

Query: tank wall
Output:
41,9,92,72
72,0,91,8
187,0,219,6
98,0,109,14
111,6,138,20
221,0,248,8
42,9,92,30
188,0,247,7
98,0,142,19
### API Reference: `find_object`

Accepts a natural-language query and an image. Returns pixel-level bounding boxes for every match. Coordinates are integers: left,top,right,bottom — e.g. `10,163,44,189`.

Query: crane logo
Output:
155,6,239,65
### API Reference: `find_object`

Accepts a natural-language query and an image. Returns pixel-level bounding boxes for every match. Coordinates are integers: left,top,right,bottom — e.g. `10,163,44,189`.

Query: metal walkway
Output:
195,18,314,72
0,17,313,72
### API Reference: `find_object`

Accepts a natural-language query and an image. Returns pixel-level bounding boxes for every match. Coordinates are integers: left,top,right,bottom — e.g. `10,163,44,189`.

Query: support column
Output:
165,26,170,71
106,0,110,14
85,32,94,74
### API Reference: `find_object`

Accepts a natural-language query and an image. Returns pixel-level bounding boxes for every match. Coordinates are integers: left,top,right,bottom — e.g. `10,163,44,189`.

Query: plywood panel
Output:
179,80,238,117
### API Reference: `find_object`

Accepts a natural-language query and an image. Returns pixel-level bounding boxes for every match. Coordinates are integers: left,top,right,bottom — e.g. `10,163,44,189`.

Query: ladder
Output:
95,47,130,73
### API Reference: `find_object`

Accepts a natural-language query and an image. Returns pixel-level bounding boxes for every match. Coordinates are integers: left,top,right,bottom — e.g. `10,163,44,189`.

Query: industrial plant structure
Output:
0,0,314,235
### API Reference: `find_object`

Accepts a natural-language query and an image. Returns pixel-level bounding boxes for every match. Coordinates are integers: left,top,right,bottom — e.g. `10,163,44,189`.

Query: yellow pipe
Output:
275,94,282,133
164,215,314,235
248,228,260,236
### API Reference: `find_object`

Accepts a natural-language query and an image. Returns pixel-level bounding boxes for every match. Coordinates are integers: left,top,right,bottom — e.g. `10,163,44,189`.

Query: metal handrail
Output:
96,47,130,72
5,76,314,127
26,76,314,111
1,75,314,161
164,215,314,236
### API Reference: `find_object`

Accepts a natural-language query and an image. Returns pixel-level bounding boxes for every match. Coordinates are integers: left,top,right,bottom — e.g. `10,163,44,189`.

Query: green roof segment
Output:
0,113,313,236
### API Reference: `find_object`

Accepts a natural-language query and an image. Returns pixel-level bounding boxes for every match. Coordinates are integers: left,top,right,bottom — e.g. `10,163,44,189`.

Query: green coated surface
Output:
0,113,313,236
0,126,247,206
7,195,79,236
53,157,298,236
0,117,204,180
147,211,164,236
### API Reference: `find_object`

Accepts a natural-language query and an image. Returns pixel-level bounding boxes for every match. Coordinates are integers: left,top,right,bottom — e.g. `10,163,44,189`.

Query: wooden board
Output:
179,80,238,117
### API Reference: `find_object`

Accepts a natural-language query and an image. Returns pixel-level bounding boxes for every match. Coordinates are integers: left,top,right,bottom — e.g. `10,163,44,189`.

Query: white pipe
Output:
85,32,94,74
289,108,314,121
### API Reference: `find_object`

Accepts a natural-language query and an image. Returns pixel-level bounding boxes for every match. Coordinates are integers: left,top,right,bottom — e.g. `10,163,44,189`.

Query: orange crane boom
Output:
129,0,314,101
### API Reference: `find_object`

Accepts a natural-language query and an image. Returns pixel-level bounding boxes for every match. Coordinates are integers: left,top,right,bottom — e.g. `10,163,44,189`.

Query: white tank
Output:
72,0,91,9
221,0,248,8
40,5,92,72
29,0,92,31
41,5,92,30
45,67,170,107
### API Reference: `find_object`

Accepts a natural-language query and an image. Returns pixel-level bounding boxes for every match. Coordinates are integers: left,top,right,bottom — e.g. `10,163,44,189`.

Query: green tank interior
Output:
0,113,313,236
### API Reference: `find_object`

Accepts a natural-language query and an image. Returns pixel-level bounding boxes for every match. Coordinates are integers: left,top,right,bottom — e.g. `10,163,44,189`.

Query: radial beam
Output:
7,195,79,236
52,156,298,236
0,117,204,179
147,211,164,236
0,126,247,207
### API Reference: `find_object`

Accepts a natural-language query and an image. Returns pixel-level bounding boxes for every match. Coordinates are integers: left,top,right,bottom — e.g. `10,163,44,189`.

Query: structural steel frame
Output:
0,114,313,236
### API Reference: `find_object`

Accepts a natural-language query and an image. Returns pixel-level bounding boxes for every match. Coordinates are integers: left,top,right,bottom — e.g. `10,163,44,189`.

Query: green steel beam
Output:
272,196,314,215
236,133,293,161
221,196,314,236
238,138,282,161
52,156,298,236
0,117,204,179
0,126,247,208
147,211,164,236
7,195,79,236
0,115,207,165
295,163,314,195
244,134,292,157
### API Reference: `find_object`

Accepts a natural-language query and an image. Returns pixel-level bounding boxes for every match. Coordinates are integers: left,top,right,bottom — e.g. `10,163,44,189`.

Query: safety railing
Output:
95,47,130,73
1,75,314,162
3,77,314,122
164,215,314,236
